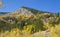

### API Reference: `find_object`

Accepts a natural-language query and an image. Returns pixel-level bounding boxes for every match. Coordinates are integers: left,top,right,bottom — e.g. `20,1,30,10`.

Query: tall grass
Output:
0,24,60,37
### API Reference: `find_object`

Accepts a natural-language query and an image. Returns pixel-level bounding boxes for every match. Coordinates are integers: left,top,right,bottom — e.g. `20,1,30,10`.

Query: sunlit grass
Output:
0,24,60,37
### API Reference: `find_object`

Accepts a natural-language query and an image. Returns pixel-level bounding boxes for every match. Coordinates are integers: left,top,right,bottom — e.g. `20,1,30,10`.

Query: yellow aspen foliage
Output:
43,24,51,29
11,28,20,34
22,25,33,34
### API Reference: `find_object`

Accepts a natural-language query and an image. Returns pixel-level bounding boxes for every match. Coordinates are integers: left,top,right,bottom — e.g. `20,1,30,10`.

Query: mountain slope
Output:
0,7,60,34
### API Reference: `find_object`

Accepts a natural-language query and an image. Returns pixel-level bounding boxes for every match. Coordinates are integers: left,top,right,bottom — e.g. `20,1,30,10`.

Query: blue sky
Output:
0,0,60,13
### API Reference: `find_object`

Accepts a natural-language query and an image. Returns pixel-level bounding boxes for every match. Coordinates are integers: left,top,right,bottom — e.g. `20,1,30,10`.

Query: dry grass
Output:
0,24,60,37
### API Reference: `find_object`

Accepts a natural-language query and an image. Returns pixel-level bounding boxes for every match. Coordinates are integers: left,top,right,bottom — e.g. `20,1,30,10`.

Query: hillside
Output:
0,7,60,37
0,12,8,15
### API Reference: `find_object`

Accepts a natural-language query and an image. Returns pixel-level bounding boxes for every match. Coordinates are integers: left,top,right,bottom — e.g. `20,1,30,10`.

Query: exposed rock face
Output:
15,7,34,16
